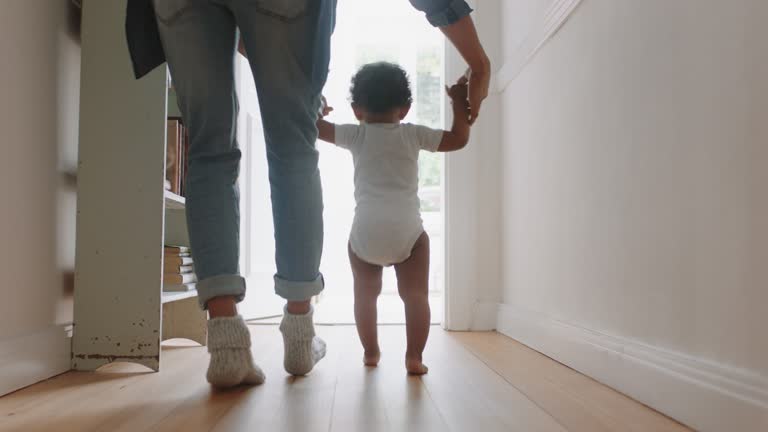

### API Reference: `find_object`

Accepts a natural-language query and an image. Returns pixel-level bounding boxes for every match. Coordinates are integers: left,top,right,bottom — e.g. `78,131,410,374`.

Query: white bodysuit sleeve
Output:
404,123,444,153
334,124,362,150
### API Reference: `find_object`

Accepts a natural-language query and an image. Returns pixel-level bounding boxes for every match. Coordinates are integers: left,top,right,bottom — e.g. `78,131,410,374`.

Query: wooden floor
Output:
0,326,690,432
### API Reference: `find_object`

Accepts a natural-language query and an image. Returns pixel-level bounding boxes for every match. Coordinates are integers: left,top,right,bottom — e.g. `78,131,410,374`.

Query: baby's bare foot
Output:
363,350,381,367
405,354,428,375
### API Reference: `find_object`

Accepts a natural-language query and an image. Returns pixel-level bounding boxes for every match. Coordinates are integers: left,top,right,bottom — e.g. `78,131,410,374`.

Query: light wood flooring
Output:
0,326,690,432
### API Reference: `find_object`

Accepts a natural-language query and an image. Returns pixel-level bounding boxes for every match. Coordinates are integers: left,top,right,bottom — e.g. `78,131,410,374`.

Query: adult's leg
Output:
153,0,245,312
348,243,384,366
233,0,334,375
394,233,431,375
153,0,262,387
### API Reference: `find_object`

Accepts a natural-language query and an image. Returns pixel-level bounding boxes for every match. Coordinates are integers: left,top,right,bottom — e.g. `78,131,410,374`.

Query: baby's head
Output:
350,62,412,123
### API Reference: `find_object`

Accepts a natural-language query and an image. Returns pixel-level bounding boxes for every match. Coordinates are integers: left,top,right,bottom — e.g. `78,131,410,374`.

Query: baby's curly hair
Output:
349,62,413,114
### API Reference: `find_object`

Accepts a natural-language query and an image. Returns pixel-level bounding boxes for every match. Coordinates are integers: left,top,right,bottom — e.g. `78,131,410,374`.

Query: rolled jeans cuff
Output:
196,274,246,310
274,274,324,301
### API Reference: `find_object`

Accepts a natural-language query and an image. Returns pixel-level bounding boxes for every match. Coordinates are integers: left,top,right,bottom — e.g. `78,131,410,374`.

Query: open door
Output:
235,54,285,320
235,0,447,323
307,0,447,324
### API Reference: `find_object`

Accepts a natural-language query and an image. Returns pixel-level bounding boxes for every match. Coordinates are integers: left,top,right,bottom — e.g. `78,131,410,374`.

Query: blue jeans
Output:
153,0,333,308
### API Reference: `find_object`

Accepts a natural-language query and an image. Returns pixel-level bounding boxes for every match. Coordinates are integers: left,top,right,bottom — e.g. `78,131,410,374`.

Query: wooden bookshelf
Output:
72,0,206,372
164,190,186,210
161,289,197,304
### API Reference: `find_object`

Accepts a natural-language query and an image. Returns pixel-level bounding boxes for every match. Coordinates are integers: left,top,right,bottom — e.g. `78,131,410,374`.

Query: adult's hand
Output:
459,64,490,124
439,15,491,124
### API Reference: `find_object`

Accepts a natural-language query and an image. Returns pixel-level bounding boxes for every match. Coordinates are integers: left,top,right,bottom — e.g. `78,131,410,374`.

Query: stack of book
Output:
163,245,196,292
165,117,190,196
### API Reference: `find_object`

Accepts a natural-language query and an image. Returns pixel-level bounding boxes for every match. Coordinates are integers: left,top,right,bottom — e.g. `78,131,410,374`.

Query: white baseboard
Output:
0,325,72,396
469,301,499,331
496,304,768,432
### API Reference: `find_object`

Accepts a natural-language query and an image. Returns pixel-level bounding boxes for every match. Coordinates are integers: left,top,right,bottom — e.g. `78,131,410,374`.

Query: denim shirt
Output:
126,0,473,79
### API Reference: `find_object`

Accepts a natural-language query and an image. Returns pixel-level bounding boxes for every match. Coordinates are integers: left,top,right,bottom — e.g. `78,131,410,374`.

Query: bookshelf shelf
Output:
164,190,186,210
73,0,206,372
162,289,198,304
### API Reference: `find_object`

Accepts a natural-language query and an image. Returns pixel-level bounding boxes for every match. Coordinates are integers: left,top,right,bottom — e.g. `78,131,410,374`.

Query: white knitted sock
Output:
280,306,326,376
206,315,265,388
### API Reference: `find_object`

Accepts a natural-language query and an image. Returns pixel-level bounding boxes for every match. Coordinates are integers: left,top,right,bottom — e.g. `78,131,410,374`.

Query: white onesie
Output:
334,122,444,266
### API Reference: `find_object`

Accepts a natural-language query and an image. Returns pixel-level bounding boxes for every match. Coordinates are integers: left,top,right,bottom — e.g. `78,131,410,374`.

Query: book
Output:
163,272,197,285
178,123,185,197
164,255,193,267
168,252,191,258
175,123,182,193
164,245,190,254
166,119,183,194
164,262,194,274
181,126,190,197
163,282,196,292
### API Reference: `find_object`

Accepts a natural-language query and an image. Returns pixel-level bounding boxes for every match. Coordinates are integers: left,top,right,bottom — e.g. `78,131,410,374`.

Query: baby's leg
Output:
348,242,383,366
394,232,430,375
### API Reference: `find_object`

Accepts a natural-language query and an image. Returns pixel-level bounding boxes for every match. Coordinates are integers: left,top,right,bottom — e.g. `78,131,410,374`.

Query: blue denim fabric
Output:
153,0,332,308
409,0,473,27
127,0,469,80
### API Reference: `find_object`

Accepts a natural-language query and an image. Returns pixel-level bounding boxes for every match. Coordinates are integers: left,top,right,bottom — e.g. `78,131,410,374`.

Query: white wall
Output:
471,0,502,308
0,0,80,394
497,0,768,430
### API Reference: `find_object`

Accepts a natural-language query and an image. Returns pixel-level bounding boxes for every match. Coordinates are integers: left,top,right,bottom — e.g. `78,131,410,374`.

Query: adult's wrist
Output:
469,54,491,75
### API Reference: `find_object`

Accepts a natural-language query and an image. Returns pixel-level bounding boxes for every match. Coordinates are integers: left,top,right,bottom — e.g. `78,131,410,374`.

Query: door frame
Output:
442,0,500,330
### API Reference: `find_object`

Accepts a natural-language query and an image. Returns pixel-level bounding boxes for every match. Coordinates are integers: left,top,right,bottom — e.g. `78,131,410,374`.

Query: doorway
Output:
237,1,446,324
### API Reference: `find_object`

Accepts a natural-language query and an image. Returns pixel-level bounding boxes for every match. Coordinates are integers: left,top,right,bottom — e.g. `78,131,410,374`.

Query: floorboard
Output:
0,326,691,432
451,331,690,432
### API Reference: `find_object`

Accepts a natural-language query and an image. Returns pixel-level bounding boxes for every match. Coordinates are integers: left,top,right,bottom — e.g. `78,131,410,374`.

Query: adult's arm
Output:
409,0,491,124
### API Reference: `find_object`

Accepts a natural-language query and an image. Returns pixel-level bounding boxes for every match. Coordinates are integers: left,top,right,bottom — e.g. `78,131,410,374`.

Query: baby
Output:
317,62,471,374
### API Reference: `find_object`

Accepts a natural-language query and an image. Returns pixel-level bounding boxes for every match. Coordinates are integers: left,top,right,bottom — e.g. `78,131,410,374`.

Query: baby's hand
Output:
445,79,469,105
318,95,334,119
